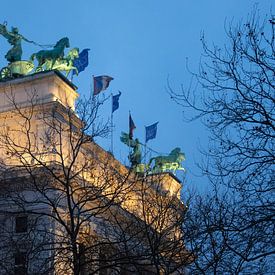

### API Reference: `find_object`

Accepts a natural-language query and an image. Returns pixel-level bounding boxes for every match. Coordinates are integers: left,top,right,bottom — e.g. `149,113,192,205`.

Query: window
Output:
14,251,27,275
15,216,28,233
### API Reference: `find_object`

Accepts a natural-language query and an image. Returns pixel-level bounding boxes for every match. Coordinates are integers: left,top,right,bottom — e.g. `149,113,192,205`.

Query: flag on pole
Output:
112,91,121,113
129,114,136,139
73,48,90,75
93,75,114,95
145,122,158,142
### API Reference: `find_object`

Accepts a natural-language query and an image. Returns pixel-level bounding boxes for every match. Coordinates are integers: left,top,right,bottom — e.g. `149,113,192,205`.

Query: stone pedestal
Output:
0,71,79,114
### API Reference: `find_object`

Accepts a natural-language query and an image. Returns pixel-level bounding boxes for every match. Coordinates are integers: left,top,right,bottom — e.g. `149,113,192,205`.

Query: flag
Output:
145,122,158,142
112,91,121,113
93,75,114,95
129,114,136,139
73,48,90,75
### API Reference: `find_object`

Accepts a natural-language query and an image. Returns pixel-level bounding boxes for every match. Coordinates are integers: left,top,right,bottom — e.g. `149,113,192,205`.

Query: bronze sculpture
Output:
120,132,142,168
0,23,33,62
43,47,79,77
149,147,185,174
0,23,85,80
30,37,70,71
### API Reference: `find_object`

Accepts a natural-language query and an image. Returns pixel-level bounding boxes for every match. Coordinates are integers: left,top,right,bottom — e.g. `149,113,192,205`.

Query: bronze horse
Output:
149,147,185,174
30,37,70,71
44,47,79,77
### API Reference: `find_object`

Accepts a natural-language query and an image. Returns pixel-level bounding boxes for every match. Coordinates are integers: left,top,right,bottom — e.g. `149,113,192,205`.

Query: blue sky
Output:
0,0,273,190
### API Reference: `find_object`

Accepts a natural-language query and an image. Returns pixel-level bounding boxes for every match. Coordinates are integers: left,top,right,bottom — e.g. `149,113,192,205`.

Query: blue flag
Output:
73,48,90,75
145,122,158,142
112,91,121,113
93,75,114,95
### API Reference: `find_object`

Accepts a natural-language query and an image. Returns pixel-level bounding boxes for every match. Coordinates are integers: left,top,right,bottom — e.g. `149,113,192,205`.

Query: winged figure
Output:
120,132,142,167
0,23,31,62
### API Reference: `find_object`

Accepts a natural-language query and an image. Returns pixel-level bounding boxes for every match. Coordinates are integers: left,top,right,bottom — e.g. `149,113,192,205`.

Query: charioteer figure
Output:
0,23,32,63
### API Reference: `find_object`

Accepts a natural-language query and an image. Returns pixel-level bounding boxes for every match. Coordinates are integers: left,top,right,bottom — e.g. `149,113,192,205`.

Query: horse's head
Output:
177,152,185,162
68,47,79,59
54,37,70,48
171,147,185,162
170,147,181,156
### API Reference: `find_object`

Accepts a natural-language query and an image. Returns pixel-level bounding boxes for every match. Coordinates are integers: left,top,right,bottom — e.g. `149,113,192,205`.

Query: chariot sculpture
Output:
0,23,81,80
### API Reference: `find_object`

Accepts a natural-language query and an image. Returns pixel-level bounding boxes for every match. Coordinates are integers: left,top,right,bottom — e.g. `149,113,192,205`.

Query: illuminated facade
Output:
0,71,190,274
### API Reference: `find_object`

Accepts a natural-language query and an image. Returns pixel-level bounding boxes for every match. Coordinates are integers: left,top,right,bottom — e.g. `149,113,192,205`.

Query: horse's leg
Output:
65,70,70,78
71,66,78,76
51,59,56,70
35,57,44,72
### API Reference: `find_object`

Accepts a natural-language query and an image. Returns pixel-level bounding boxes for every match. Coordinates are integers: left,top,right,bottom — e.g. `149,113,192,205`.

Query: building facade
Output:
0,71,190,274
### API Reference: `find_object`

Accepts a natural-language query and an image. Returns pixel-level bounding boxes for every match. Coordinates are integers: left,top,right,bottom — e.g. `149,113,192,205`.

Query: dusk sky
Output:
0,0,273,191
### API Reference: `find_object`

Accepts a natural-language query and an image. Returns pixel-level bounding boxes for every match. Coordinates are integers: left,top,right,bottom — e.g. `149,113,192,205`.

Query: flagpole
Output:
128,111,131,167
111,94,114,154
91,75,94,100
144,126,147,174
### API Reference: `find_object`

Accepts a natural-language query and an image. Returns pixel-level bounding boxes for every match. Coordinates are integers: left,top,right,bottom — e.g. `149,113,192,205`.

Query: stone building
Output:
0,71,190,274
